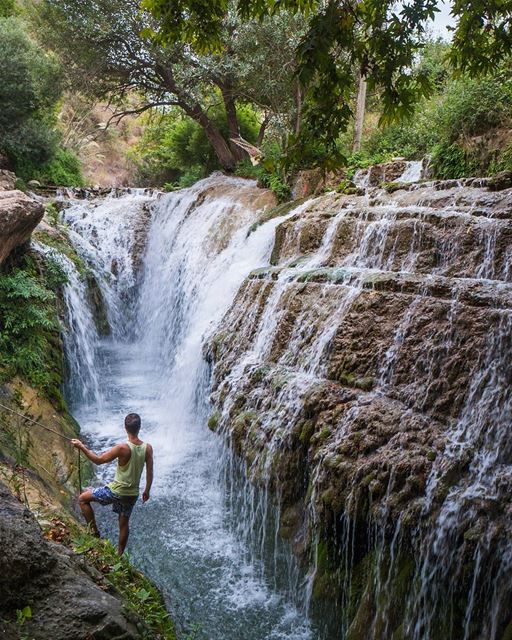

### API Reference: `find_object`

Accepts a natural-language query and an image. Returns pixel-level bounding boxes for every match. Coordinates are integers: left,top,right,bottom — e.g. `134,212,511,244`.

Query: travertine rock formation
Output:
207,177,512,639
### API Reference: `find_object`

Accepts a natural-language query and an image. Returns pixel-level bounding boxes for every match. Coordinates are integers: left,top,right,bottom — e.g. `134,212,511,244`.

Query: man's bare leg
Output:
118,514,130,555
78,489,100,537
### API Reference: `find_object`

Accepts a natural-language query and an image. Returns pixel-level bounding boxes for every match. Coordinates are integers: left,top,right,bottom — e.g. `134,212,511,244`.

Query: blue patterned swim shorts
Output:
91,486,138,518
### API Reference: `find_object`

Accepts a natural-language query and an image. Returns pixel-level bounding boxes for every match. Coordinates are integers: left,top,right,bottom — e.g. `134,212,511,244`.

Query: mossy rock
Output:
207,412,220,431
247,197,308,236
381,181,409,193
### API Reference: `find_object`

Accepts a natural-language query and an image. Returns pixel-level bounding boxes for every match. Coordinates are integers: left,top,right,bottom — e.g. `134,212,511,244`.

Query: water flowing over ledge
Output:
43,173,512,639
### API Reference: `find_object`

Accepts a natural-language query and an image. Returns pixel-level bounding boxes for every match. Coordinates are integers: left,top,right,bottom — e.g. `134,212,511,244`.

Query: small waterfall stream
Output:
49,171,512,639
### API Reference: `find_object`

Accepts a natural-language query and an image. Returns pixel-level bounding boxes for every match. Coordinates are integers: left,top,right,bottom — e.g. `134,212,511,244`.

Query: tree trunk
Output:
157,64,238,171
295,82,303,136
220,83,246,164
188,103,238,170
352,74,367,153
256,113,270,147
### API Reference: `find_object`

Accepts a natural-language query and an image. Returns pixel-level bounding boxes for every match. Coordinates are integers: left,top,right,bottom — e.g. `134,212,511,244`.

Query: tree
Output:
143,0,512,164
0,16,62,175
36,0,304,171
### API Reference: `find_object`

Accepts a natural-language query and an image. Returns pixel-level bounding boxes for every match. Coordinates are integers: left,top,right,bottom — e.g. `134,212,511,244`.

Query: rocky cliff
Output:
207,175,512,639
0,482,143,640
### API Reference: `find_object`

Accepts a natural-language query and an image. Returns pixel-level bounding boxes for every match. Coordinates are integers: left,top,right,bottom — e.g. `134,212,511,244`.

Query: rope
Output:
77,449,82,494
0,401,73,441
0,400,83,493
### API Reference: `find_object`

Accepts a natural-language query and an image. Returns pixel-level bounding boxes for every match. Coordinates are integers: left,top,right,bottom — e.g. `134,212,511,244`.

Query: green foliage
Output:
143,0,512,168
34,148,85,187
15,606,32,627
134,104,259,186
0,0,16,17
0,254,66,395
72,532,177,639
366,70,512,179
235,142,292,202
0,16,63,178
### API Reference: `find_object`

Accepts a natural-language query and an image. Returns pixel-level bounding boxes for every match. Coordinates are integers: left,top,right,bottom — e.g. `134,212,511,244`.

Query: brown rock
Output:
0,169,16,191
0,190,44,266
0,482,141,640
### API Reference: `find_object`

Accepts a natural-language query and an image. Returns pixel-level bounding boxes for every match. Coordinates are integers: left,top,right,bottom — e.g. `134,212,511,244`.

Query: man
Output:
72,413,153,555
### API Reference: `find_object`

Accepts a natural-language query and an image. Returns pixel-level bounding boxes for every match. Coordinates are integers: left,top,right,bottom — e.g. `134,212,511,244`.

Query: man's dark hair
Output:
125,413,141,435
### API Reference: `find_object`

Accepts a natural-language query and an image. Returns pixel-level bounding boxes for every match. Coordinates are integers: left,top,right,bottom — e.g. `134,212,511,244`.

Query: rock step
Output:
249,266,512,310
271,210,512,281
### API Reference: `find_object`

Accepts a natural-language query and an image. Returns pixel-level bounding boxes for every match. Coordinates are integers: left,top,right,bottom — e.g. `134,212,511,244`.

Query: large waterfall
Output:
57,176,314,639
49,171,512,639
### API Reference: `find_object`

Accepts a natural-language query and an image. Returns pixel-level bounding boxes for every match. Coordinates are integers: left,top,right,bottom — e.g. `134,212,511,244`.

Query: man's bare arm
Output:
72,439,123,465
143,443,154,502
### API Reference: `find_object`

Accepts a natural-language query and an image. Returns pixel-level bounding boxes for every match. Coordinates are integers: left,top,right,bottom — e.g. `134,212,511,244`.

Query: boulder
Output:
0,482,141,640
488,170,512,192
0,190,44,266
291,169,324,199
0,169,16,191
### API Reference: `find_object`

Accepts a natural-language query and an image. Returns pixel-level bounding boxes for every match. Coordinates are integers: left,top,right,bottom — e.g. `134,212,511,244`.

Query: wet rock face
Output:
208,179,512,638
0,482,140,640
0,190,44,267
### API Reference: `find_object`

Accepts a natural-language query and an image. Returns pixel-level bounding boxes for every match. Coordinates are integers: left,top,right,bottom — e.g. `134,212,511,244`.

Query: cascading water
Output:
59,176,315,639
55,170,512,639
207,177,512,639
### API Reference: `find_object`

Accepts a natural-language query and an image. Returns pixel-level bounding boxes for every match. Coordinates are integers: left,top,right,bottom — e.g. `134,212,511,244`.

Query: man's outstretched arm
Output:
143,443,154,502
72,439,123,465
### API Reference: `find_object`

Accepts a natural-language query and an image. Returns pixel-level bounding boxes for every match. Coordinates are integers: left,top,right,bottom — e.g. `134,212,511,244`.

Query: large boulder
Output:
0,190,44,266
0,482,141,640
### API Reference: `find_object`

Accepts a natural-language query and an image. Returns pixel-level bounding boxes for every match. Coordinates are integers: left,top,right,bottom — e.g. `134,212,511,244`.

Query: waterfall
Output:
208,178,512,638
57,171,512,639
33,241,102,405
60,176,314,639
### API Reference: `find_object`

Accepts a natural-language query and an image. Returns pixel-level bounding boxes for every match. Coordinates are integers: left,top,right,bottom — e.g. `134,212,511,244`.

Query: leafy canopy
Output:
143,0,512,164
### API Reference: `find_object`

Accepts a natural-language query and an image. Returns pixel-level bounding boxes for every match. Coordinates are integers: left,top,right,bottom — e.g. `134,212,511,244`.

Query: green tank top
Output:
108,442,147,497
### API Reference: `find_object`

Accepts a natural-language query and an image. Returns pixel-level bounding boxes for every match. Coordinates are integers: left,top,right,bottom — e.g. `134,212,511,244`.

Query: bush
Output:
365,71,512,179
35,148,84,186
133,103,260,186
0,253,67,397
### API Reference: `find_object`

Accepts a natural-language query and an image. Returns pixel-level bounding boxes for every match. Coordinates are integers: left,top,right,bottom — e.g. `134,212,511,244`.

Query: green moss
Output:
207,412,219,431
35,229,85,274
251,366,269,383
355,376,374,391
381,181,408,193
232,411,259,445
270,372,289,391
299,420,315,445
337,371,356,387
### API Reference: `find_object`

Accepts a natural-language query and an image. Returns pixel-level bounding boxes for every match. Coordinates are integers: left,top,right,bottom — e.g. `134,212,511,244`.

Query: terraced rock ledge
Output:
207,178,512,639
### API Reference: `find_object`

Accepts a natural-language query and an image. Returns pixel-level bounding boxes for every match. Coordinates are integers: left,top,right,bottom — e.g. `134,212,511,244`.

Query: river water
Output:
59,177,316,639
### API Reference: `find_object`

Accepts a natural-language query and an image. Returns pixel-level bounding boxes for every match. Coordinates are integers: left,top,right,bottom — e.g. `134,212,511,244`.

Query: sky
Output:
430,0,455,39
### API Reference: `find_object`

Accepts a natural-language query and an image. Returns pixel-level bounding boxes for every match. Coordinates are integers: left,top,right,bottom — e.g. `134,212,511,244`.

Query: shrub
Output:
133,103,260,186
0,254,67,396
365,71,512,179
35,148,84,186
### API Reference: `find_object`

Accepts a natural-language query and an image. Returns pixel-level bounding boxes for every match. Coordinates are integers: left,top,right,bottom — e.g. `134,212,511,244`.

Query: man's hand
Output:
142,490,150,503
71,439,85,450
